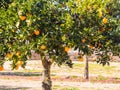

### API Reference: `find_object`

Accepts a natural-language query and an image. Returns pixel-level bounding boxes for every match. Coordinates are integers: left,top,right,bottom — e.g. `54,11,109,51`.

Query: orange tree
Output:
27,0,73,89
66,0,120,79
0,0,119,90
0,0,72,90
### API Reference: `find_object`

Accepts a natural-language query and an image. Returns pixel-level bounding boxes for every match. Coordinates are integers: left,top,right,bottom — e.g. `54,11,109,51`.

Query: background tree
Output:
66,0,120,79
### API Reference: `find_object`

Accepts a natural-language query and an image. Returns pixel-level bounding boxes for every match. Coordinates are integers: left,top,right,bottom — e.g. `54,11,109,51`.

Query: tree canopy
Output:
0,0,119,68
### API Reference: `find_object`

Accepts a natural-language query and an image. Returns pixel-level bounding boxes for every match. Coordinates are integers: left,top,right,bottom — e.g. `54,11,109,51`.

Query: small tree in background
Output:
66,0,120,79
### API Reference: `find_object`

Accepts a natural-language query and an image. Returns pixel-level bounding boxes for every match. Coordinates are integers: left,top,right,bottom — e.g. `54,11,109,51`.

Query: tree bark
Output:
42,58,52,90
84,55,89,80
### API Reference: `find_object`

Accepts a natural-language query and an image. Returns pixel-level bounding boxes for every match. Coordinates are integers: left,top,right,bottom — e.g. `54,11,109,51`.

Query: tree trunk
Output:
42,59,52,90
84,55,89,80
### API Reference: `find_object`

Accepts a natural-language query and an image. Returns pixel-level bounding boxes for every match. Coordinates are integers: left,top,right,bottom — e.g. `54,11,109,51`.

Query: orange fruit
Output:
16,51,21,56
20,16,26,21
102,17,108,24
6,53,12,58
17,61,23,66
82,38,86,43
64,46,70,52
15,65,19,70
89,45,94,49
40,45,46,50
34,30,40,35
0,66,4,71
78,57,83,61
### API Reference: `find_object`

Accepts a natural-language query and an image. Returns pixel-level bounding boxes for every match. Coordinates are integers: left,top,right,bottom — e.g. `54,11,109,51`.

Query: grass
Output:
114,77,120,80
3,61,120,78
0,71,41,76
69,62,119,77
53,85,79,90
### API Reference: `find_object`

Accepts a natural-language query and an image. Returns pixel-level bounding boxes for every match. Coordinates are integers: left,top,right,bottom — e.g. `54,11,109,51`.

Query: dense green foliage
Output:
0,0,119,68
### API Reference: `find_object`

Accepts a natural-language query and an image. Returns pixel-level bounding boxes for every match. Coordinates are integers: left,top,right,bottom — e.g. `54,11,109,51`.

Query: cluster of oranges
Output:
6,51,21,58
20,15,40,36
0,61,23,71
5,51,23,70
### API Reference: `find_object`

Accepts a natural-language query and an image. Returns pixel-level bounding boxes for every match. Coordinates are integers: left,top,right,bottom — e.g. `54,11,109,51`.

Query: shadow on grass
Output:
0,72,41,76
0,85,32,90
0,72,55,76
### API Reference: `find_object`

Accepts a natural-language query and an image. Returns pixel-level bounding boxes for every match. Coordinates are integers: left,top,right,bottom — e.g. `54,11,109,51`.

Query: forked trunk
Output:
42,59,52,90
84,55,89,80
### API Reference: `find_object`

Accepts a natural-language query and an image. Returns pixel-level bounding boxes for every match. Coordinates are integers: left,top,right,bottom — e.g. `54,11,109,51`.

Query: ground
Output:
0,60,120,90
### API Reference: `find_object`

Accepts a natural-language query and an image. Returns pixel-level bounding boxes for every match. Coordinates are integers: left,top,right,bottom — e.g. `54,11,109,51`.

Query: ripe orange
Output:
78,57,83,61
89,44,94,49
34,30,40,35
6,53,12,58
64,46,70,52
82,38,86,43
102,17,108,24
16,51,21,56
15,65,19,70
0,66,4,71
20,16,26,21
40,45,46,50
17,61,23,66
